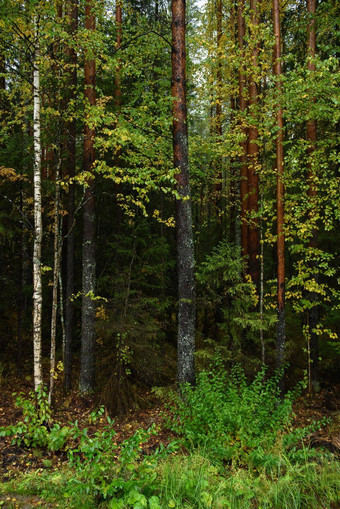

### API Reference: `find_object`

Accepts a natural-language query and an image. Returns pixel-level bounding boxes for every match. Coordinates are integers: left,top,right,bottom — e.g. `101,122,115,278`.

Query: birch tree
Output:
32,13,43,391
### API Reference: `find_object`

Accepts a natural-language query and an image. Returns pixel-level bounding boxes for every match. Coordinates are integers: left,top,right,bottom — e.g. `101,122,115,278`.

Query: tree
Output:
64,0,78,392
306,0,319,391
171,0,196,386
80,0,97,393
32,13,43,391
237,0,248,263
273,0,285,372
247,0,260,288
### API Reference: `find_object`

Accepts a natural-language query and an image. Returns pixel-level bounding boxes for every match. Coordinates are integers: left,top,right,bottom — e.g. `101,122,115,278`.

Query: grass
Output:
1,448,339,508
1,364,339,508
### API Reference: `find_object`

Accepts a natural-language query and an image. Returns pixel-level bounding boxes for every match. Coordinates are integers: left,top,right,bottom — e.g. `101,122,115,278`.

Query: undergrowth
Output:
0,361,339,508
166,358,326,469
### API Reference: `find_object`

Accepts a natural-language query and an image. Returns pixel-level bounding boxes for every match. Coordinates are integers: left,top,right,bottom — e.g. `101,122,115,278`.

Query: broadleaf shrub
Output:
0,385,70,450
167,358,306,466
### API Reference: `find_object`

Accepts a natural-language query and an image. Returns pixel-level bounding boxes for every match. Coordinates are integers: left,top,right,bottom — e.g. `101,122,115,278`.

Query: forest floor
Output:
0,374,176,507
0,373,339,508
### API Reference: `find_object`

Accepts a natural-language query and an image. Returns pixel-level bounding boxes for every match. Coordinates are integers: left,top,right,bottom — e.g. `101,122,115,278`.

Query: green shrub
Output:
167,358,308,467
0,385,70,451
67,420,160,504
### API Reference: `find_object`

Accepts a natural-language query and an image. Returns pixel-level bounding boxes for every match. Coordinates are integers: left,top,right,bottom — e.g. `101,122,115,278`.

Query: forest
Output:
0,0,339,507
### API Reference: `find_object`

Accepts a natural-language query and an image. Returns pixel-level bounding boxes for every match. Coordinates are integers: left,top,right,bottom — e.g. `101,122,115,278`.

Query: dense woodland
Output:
0,0,339,507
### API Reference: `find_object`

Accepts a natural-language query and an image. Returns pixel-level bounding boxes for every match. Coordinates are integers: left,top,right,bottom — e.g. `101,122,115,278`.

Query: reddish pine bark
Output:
80,0,96,393
171,0,196,387
273,0,285,371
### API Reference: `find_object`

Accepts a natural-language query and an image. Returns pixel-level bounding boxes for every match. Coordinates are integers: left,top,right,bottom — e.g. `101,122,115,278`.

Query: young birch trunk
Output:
273,0,286,378
80,0,96,393
248,0,260,288
33,15,43,391
171,0,196,387
306,0,319,392
64,0,78,392
49,156,62,405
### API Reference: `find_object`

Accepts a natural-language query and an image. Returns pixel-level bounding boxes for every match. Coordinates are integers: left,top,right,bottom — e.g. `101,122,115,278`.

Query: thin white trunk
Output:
260,212,265,363
33,15,43,390
48,155,62,404
59,269,66,367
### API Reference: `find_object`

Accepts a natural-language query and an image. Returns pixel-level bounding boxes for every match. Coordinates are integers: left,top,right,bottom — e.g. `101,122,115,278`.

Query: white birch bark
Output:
33,14,43,391
48,156,62,404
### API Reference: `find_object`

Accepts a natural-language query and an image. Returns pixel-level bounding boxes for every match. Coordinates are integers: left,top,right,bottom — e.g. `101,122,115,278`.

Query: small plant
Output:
66,419,163,506
0,385,70,451
167,357,309,468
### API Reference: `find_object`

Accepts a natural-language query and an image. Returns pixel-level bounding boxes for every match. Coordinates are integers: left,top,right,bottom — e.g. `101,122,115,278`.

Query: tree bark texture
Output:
247,0,260,287
306,0,319,391
17,186,24,374
273,0,286,371
33,16,43,391
49,158,62,404
171,0,196,387
64,0,78,392
237,0,248,261
80,0,96,393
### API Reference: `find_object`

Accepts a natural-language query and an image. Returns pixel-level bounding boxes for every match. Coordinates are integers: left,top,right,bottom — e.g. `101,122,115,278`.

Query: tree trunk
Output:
247,0,260,287
306,0,319,392
237,0,248,262
49,155,62,405
32,15,43,391
17,185,24,374
273,0,286,376
171,0,196,387
80,0,96,393
64,0,78,392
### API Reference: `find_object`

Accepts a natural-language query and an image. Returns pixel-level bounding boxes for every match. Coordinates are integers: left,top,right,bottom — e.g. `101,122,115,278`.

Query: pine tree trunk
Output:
80,0,96,393
237,0,248,262
171,0,196,387
273,0,286,375
306,0,319,391
32,15,43,391
248,0,260,287
64,0,78,392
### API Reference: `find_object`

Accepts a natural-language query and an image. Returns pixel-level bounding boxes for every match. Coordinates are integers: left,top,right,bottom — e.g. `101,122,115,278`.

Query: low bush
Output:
167,358,322,467
0,366,338,508
0,385,71,451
